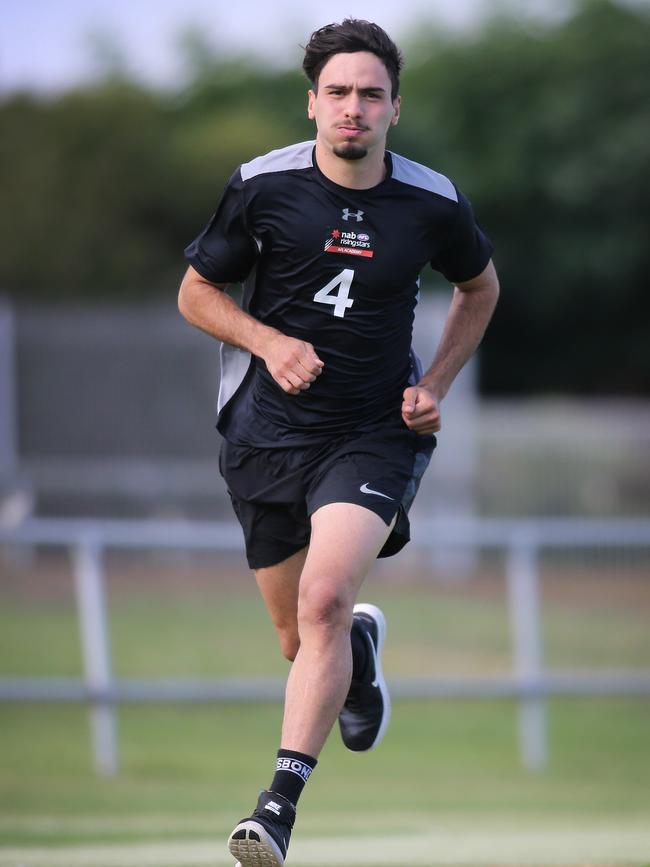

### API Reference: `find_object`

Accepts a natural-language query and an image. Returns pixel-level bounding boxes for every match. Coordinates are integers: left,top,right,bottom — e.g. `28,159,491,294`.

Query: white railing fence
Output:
1,517,649,777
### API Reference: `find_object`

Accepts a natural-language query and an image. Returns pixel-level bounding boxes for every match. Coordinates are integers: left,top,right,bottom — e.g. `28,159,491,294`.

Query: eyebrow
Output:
323,84,386,94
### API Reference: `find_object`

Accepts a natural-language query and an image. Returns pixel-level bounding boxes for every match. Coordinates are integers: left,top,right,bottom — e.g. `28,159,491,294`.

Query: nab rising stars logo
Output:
324,208,373,257
324,227,374,258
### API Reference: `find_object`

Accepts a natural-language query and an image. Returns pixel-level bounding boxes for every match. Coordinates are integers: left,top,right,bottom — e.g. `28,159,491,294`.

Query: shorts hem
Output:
246,541,309,570
307,496,398,527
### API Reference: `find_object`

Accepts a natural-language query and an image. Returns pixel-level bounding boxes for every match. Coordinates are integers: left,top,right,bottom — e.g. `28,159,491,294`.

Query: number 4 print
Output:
313,268,355,318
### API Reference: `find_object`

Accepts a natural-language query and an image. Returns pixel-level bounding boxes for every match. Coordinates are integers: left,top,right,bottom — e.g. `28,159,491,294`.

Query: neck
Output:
314,139,387,189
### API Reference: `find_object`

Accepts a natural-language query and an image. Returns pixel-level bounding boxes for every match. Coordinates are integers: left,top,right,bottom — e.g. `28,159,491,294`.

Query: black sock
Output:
350,618,369,680
269,749,317,807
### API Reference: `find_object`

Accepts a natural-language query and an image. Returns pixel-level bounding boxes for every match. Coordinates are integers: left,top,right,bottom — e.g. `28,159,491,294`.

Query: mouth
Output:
337,125,367,137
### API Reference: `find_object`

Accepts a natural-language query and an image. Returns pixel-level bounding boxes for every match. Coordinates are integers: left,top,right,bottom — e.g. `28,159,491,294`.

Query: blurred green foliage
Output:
1,0,648,394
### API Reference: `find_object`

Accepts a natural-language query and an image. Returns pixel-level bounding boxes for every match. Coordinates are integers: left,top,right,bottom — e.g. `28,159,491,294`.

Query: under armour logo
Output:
342,208,364,222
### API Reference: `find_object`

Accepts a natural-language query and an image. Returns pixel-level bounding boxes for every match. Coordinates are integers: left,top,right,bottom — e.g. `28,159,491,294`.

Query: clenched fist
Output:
262,333,324,395
401,385,441,434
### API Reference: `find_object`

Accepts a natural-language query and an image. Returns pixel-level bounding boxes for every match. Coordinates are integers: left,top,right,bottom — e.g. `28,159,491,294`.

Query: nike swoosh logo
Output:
360,482,394,500
365,632,379,687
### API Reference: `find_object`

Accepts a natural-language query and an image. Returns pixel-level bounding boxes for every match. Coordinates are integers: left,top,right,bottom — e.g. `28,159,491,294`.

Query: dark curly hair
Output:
302,19,404,101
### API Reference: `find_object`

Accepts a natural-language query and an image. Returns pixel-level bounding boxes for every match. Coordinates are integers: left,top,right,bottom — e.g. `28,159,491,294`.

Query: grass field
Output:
1,548,649,866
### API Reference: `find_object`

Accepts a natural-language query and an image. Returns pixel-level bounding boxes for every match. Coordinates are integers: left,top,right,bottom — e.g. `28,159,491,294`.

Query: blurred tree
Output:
393,0,650,394
0,85,185,295
0,0,648,394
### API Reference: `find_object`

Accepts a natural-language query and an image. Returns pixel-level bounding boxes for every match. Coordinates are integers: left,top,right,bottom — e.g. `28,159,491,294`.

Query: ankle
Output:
268,749,317,807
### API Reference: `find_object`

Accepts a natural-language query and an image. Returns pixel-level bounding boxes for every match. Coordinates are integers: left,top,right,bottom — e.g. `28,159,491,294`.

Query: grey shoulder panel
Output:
240,141,315,182
390,152,458,202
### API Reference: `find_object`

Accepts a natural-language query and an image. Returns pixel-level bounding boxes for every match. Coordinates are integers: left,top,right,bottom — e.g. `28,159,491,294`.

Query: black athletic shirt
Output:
185,141,493,446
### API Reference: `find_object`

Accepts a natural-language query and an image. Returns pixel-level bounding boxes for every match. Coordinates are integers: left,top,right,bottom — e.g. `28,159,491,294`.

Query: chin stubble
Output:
333,142,368,161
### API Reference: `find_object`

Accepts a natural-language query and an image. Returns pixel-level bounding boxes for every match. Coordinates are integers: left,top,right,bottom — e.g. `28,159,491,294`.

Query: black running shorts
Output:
219,424,436,569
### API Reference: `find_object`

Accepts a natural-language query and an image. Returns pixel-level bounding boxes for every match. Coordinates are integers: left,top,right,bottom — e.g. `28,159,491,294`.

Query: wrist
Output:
247,323,283,361
417,379,445,403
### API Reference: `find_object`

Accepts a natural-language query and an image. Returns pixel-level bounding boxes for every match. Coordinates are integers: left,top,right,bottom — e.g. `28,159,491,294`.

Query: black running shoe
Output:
338,602,391,751
228,789,295,867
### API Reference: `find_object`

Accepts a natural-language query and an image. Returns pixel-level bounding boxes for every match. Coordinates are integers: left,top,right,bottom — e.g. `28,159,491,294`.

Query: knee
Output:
297,584,353,637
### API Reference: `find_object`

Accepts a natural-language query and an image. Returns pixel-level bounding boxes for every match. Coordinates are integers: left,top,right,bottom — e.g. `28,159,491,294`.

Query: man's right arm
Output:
178,265,323,395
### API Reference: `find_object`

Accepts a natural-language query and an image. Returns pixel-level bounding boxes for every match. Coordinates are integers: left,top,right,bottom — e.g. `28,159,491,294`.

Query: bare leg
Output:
255,547,307,661
280,502,393,757
227,507,393,867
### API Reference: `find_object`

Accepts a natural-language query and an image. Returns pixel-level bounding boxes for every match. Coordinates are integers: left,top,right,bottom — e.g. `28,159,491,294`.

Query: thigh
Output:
254,505,391,650
298,502,395,615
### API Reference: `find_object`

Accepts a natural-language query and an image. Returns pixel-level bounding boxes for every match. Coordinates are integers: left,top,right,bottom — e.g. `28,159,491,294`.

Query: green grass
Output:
2,550,648,679
1,698,650,846
1,550,649,864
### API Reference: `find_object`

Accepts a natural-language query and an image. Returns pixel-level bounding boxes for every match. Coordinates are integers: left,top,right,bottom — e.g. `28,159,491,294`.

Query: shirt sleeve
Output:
430,187,494,284
184,170,258,283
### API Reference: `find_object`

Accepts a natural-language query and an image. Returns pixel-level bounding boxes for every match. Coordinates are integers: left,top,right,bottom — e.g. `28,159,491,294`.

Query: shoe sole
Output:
228,819,286,867
351,602,391,751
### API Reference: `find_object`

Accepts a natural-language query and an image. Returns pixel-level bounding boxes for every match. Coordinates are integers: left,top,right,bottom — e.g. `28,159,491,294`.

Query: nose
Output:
343,91,363,119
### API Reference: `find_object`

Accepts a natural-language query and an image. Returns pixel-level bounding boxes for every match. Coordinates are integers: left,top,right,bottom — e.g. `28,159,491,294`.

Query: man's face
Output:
307,51,400,162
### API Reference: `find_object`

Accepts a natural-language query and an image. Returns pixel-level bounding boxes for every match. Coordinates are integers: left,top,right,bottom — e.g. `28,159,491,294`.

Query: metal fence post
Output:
0,297,17,484
72,538,119,775
507,535,548,771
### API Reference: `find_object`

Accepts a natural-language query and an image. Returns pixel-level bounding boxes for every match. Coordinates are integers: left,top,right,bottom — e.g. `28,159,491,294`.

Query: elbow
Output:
177,284,189,321
491,271,501,310
177,274,196,325
178,268,227,330
480,260,500,311
491,274,500,306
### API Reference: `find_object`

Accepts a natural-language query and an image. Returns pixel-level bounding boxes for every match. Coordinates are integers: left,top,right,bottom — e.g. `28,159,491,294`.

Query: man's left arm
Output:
402,260,500,434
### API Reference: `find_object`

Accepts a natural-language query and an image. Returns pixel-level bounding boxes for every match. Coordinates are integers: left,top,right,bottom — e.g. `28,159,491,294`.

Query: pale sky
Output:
0,0,592,94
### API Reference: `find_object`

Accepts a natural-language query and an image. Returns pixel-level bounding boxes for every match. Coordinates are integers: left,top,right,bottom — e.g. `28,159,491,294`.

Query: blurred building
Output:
1,294,649,527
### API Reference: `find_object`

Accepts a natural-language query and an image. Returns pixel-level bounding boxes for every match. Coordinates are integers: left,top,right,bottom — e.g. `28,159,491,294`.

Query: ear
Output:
307,89,316,120
390,94,401,126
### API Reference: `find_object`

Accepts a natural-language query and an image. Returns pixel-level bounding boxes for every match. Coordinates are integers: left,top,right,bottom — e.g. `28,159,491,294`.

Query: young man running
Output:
179,18,499,866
